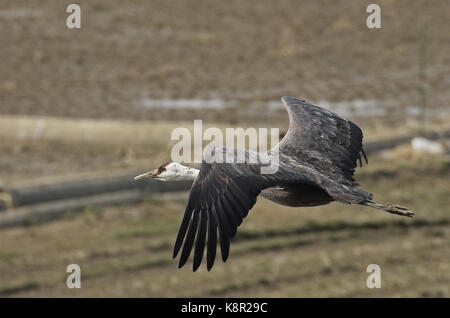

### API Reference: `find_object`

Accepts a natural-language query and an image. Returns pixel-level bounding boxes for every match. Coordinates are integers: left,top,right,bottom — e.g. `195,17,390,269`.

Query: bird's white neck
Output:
162,163,199,181
179,166,200,180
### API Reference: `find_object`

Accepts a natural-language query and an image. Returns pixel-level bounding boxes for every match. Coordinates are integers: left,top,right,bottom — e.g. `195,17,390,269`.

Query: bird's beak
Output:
134,169,159,180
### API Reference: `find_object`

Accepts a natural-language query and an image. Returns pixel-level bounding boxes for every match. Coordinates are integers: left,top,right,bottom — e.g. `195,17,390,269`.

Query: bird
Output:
135,96,414,271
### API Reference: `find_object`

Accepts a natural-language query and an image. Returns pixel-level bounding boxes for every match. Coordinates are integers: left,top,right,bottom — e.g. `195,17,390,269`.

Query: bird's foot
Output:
385,204,414,217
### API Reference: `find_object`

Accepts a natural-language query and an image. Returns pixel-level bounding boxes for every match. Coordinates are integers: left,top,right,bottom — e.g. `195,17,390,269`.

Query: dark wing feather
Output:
193,209,207,271
178,208,199,268
206,210,217,270
173,147,304,271
278,96,368,186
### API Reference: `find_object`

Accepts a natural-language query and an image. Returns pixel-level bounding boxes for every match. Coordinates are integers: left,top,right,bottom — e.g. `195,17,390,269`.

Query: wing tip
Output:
221,250,229,262
362,148,368,164
178,259,186,269
282,96,306,104
193,262,200,272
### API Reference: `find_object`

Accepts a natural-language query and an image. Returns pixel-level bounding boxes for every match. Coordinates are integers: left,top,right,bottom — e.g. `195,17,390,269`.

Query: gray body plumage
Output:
260,185,333,207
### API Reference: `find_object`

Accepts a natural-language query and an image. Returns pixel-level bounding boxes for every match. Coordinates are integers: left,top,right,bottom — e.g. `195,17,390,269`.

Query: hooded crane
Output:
135,96,414,271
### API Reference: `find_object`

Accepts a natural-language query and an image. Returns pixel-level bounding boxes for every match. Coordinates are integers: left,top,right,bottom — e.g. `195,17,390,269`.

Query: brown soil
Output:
1,0,449,125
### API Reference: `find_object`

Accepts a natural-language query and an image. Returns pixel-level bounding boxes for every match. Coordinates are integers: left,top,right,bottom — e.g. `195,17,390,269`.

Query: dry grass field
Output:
1,0,449,124
0,154,449,297
0,115,449,184
0,0,449,298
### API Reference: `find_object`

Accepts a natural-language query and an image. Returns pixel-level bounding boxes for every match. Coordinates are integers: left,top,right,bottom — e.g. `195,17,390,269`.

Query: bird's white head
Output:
134,162,199,182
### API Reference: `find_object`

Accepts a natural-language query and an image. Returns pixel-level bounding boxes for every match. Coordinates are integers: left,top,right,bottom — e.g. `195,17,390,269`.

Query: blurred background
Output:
0,0,449,297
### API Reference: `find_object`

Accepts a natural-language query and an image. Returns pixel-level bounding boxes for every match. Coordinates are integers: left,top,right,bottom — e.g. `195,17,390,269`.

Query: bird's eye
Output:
159,162,169,173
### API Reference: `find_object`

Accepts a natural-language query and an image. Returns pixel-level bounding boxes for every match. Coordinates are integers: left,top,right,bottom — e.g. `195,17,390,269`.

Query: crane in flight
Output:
135,96,414,271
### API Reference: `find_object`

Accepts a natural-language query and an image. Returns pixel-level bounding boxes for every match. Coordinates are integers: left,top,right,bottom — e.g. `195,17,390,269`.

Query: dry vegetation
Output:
0,0,449,124
0,155,448,297
0,116,282,183
1,115,449,184
1,0,449,183
0,0,449,298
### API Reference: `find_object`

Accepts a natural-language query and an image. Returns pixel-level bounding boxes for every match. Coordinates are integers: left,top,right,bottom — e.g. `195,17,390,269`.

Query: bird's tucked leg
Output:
361,201,414,218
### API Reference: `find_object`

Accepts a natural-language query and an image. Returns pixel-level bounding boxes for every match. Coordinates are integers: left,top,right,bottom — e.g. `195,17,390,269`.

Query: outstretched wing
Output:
277,96,367,186
173,147,305,271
